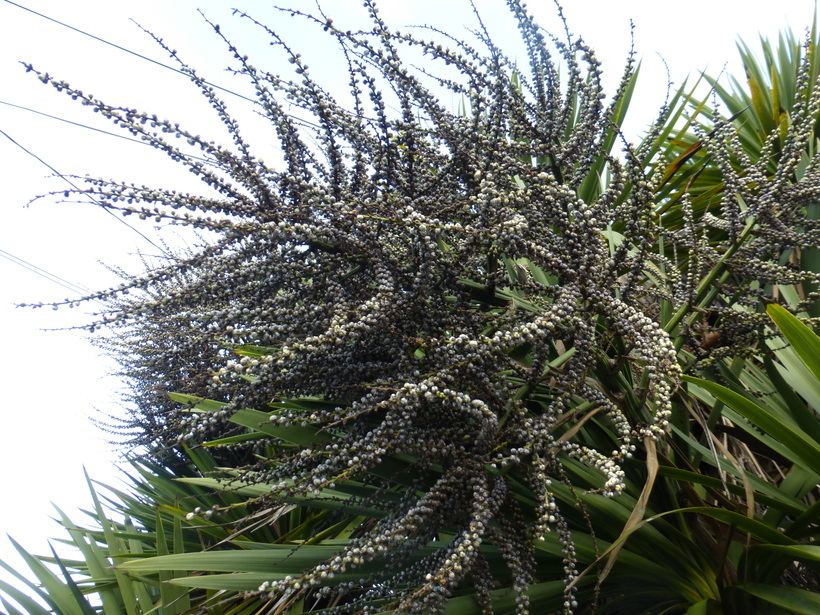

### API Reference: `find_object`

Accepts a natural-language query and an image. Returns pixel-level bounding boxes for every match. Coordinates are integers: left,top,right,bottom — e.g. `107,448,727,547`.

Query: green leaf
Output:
739,583,820,614
0,574,51,615
1,596,28,615
51,505,125,615
82,469,140,615
443,580,567,614
119,545,348,573
167,392,227,413
682,375,820,475
202,432,264,447
47,544,97,615
760,354,820,443
790,498,820,539
658,465,806,518
229,408,330,446
666,507,795,546
685,598,722,615
748,544,820,563
768,339,820,414
167,573,273,591
6,536,88,615
767,303,820,383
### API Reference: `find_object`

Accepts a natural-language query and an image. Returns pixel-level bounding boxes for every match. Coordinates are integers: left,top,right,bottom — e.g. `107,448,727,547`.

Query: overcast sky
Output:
1,0,818,603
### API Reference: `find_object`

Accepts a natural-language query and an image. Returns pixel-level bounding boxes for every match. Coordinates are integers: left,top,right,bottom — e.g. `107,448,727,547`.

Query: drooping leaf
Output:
739,583,820,614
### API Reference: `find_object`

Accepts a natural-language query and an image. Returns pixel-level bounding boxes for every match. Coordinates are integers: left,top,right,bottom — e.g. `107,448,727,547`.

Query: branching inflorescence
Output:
24,1,683,611
655,28,820,366
36,0,820,612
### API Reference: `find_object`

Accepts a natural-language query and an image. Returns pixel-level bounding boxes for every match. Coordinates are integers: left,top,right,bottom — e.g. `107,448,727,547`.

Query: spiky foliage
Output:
653,24,820,365
23,2,677,611
15,1,820,613
0,448,384,615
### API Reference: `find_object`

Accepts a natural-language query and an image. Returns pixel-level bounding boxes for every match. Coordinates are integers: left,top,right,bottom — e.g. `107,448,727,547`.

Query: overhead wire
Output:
0,0,325,256
0,99,221,166
1,98,158,148
0,0,339,291
0,127,167,253
1,0,322,129
0,1,260,262
0,248,89,297
2,0,257,104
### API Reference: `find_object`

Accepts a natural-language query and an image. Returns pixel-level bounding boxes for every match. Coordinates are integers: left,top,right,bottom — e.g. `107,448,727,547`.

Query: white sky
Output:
0,0,817,604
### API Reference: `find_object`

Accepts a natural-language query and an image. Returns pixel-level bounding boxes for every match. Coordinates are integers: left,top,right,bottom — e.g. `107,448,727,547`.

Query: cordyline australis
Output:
20,0,820,613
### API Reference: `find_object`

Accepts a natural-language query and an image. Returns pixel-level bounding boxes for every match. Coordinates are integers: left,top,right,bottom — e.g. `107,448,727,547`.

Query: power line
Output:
2,0,324,130
2,0,258,106
0,99,220,166
0,99,151,147
1,1,334,260
0,248,89,297
0,127,167,254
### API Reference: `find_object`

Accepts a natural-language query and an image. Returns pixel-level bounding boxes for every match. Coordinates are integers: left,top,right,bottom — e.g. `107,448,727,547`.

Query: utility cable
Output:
0,127,167,254
2,0,322,130
0,99,151,147
2,0,256,105
0,248,89,297
0,99,219,166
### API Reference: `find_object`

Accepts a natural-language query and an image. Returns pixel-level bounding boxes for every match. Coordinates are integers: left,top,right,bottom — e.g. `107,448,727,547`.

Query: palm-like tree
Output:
3,3,820,614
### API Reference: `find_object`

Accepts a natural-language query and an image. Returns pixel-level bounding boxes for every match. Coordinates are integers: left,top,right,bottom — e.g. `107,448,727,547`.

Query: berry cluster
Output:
27,1,820,613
